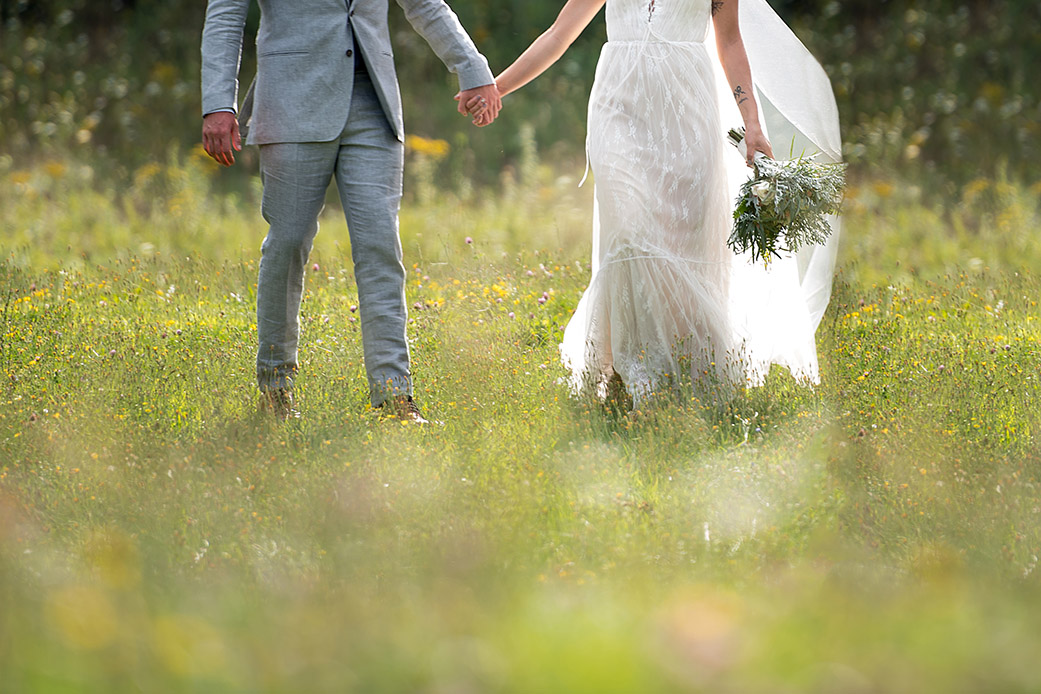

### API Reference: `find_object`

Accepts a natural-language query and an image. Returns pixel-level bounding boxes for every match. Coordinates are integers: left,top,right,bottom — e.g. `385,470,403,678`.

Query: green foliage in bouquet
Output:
728,128,846,263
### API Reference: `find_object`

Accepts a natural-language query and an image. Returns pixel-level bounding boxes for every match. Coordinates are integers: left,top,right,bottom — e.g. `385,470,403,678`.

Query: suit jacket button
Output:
346,49,353,57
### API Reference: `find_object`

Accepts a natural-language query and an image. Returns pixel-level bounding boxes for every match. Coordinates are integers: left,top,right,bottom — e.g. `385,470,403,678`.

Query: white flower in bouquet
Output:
750,180,775,204
726,127,846,263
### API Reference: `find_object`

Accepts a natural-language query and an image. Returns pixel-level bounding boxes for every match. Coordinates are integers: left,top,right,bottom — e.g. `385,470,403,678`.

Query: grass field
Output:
2,153,1041,692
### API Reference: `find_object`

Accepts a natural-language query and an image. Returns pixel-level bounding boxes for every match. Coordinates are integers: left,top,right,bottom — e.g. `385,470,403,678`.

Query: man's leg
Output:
333,66,410,407
256,142,338,392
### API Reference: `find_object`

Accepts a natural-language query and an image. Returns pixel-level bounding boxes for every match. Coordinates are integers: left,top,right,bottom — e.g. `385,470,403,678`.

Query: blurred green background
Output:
2,0,1039,194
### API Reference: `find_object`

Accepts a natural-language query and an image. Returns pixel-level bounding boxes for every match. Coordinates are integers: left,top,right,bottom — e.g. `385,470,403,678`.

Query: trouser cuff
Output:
370,375,412,407
258,365,297,392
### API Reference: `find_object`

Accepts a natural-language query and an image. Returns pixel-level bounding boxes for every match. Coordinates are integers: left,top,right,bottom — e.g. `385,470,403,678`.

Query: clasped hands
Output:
455,83,502,127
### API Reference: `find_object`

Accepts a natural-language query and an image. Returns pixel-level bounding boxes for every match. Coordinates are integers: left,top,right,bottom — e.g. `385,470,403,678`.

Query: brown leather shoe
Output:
259,388,299,422
379,395,435,425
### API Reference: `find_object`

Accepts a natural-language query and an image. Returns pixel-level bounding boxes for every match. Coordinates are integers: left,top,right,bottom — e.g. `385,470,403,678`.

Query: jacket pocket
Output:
258,49,309,57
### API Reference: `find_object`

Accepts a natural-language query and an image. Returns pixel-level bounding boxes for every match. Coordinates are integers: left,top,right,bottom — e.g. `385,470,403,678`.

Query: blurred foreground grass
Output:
2,155,1041,692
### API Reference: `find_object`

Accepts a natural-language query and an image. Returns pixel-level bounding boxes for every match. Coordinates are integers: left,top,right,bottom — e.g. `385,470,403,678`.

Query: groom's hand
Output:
202,111,241,167
455,83,501,127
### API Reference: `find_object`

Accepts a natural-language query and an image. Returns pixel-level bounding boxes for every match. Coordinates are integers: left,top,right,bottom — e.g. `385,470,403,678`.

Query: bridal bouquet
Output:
727,128,846,263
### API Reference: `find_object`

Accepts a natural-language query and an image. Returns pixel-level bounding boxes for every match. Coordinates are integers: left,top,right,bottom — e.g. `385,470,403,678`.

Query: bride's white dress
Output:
560,0,843,400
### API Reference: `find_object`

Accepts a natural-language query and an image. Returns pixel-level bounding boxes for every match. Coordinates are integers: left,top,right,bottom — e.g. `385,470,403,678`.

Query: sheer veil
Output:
707,0,843,384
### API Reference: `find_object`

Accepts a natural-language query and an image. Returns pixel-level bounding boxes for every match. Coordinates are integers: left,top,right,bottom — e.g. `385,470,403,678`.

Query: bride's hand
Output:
454,84,501,127
743,125,773,165
453,93,494,126
464,94,493,126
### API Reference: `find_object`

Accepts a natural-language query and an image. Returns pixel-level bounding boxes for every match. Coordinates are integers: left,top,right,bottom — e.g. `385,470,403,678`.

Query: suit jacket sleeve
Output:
395,0,494,91
201,0,251,116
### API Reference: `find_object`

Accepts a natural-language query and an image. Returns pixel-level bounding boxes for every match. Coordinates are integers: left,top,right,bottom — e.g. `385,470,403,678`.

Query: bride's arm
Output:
713,0,773,163
460,0,604,123
494,0,606,97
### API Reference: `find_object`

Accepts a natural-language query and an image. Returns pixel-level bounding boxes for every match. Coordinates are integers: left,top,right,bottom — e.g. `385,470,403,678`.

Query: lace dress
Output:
560,0,842,401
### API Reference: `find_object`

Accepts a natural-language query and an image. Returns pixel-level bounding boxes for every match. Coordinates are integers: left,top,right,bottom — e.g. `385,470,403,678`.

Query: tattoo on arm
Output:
711,1,724,16
733,85,749,105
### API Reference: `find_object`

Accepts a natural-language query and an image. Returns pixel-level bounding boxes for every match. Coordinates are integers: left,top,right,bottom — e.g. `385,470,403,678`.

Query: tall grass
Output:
2,157,1041,691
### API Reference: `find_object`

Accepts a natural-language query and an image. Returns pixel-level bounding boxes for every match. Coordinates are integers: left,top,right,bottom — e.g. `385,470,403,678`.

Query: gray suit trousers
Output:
256,66,409,405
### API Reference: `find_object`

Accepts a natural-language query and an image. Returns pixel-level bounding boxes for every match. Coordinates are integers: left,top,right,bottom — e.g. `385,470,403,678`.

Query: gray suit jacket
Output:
201,0,494,144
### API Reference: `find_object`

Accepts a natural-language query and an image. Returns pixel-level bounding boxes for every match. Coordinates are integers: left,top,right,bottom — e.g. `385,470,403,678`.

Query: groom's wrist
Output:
456,62,495,93
204,108,237,118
